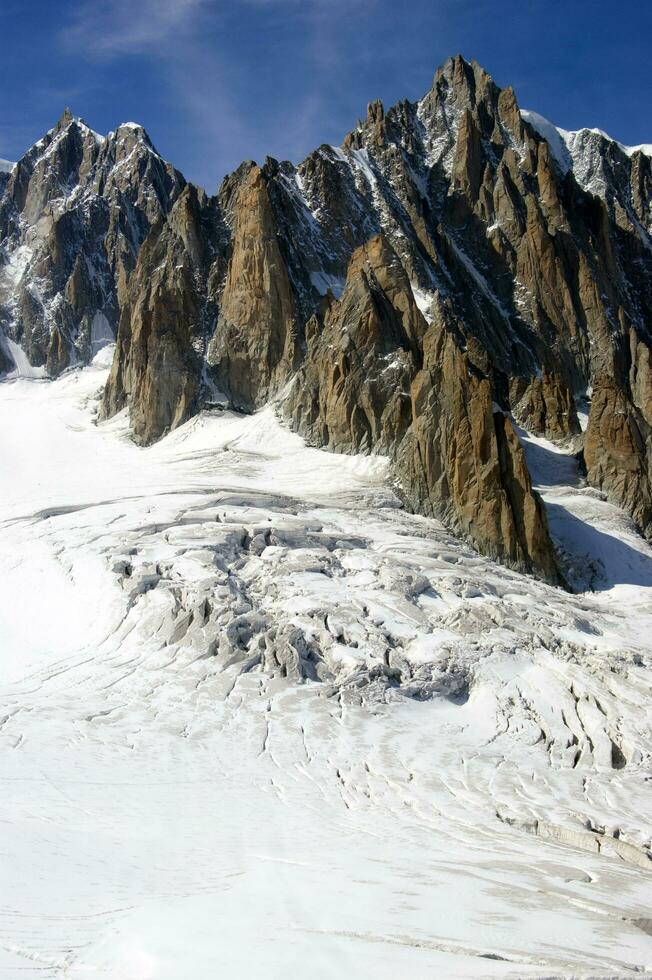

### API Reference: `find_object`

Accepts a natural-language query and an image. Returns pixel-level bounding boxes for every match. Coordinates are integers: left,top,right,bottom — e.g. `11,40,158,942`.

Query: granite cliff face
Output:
2,56,652,581
101,184,226,444
284,234,558,579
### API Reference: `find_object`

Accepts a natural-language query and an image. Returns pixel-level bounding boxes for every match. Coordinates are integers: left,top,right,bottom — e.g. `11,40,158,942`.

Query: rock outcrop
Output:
3,55,652,575
101,184,225,443
207,162,299,411
284,234,560,579
510,372,581,442
585,375,652,541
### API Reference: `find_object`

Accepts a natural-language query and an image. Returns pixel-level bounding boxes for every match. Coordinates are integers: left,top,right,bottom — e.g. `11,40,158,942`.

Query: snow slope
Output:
0,354,651,978
522,108,652,166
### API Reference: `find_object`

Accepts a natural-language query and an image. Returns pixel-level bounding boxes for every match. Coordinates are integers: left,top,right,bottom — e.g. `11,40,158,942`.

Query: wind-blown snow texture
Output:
0,352,651,978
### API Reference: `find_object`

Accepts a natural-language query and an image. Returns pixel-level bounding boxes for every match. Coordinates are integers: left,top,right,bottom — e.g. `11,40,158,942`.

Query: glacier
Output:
0,353,650,977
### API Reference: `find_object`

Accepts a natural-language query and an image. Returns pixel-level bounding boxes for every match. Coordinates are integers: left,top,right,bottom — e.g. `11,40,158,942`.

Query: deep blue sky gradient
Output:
1,0,650,191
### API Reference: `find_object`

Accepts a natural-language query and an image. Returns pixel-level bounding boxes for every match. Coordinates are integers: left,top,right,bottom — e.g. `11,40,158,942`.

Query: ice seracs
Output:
0,357,650,976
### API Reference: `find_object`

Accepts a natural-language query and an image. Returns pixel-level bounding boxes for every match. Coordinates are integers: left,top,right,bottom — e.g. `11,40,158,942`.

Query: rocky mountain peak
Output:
111,121,156,155
3,57,652,581
0,109,185,375
56,105,74,130
424,54,501,124
52,106,98,139
366,99,385,126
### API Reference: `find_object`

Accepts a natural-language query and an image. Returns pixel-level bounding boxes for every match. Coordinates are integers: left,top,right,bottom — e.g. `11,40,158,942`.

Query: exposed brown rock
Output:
510,372,581,442
207,164,298,411
96,55,651,571
630,331,652,429
5,55,652,580
46,326,69,377
450,109,483,202
585,376,652,540
401,327,559,581
286,236,560,581
286,236,418,455
101,185,220,444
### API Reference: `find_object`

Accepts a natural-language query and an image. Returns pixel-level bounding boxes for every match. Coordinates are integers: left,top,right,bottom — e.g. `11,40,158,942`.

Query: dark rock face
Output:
284,234,559,579
585,374,652,540
510,372,581,443
3,56,652,573
101,185,226,444
0,112,185,373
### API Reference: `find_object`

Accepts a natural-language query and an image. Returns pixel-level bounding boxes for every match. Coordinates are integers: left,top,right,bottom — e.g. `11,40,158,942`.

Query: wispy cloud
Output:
60,0,208,57
59,0,369,57
56,0,385,188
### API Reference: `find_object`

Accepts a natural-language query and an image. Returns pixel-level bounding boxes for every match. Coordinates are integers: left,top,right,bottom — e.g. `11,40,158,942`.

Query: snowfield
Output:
0,350,651,978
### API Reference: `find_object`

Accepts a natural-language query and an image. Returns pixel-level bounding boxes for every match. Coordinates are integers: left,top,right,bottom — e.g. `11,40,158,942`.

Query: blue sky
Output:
1,0,650,191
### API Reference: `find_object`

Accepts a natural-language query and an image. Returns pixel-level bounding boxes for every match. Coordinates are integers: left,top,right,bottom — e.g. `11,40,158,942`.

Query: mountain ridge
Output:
2,54,651,583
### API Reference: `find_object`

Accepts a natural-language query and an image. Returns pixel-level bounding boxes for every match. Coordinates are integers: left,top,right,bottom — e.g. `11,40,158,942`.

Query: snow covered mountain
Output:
522,108,652,191
0,57,651,976
2,56,651,581
0,109,184,375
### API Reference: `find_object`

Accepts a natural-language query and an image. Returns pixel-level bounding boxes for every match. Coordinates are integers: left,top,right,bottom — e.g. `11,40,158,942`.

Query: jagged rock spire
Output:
3,55,652,576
